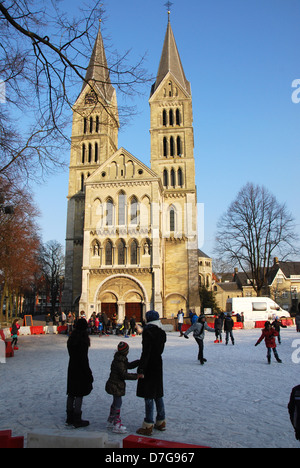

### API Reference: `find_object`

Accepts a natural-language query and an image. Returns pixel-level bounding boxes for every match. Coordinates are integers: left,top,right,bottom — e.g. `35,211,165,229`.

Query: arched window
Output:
82,144,86,164
95,143,98,163
118,192,126,226
105,240,113,266
176,108,181,126
163,169,168,187
83,118,87,134
177,136,181,156
88,143,92,163
106,198,114,226
169,109,174,126
170,168,175,187
170,137,175,157
178,168,183,187
90,117,93,133
163,137,168,157
117,239,126,265
130,239,138,265
81,173,84,192
130,197,139,225
163,109,167,127
170,207,175,232
96,116,100,133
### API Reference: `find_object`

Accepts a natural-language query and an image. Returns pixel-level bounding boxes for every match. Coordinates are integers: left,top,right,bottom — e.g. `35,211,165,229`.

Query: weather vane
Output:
164,1,174,19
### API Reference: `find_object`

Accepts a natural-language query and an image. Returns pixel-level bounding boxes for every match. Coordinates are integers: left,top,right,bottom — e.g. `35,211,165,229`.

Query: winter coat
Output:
67,332,93,397
214,317,223,331
224,317,234,332
255,328,279,349
288,385,300,440
137,323,166,400
105,352,139,397
184,321,215,341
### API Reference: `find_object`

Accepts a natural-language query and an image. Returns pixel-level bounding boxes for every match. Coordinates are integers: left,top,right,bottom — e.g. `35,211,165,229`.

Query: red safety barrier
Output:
233,322,243,329
57,325,67,334
30,326,45,335
0,430,24,448
5,341,14,358
255,321,266,329
281,319,294,327
123,435,210,449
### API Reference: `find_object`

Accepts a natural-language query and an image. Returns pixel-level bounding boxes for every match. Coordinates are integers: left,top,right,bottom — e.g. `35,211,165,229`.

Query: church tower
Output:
150,14,201,316
63,23,119,310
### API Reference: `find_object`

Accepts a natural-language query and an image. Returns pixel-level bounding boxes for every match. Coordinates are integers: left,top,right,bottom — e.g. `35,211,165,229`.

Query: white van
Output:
226,297,290,323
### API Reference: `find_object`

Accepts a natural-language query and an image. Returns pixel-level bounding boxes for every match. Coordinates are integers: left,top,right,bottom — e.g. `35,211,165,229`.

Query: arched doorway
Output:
96,275,147,323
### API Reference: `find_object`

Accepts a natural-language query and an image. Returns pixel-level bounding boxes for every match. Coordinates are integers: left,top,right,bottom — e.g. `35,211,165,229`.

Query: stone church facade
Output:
63,17,201,322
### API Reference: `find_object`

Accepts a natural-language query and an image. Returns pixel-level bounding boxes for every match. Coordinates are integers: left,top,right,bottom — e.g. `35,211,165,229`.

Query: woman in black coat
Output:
136,311,167,436
66,318,94,428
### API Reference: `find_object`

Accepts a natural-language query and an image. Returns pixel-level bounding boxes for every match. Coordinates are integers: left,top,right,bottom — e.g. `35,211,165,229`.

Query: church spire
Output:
151,18,191,97
81,21,115,102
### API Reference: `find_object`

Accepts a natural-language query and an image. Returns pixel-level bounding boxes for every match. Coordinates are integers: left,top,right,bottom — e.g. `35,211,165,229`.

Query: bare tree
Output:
215,183,299,296
39,240,65,317
0,0,151,181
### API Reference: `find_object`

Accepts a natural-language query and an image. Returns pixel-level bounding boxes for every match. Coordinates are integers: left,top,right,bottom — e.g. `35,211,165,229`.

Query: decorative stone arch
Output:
165,293,187,319
94,274,150,322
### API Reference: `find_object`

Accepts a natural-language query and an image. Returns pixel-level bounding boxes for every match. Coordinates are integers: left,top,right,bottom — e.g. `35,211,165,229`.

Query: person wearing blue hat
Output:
136,311,167,436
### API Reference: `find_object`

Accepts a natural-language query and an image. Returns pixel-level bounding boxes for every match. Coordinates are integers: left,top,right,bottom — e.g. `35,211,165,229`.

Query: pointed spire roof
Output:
151,20,191,97
82,21,115,102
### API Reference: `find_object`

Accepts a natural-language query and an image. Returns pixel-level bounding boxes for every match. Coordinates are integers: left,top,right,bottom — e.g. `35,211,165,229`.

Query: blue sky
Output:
32,0,300,259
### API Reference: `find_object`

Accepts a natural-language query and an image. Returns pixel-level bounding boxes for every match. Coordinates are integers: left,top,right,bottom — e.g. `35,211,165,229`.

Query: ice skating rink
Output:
1,328,300,448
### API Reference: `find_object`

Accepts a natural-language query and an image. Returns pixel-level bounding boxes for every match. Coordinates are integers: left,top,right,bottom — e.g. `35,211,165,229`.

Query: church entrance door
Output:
125,303,142,322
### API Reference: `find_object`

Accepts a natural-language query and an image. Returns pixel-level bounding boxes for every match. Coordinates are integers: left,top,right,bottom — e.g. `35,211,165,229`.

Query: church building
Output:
63,13,201,322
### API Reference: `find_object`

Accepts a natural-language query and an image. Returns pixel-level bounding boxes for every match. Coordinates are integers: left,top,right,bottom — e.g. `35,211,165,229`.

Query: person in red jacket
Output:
255,321,282,364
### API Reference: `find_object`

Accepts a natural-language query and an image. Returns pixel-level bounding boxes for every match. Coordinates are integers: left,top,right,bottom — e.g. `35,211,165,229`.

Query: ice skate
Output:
113,422,127,434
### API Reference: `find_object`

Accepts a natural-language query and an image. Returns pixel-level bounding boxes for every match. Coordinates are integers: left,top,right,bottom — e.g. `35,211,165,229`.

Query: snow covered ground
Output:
1,327,300,448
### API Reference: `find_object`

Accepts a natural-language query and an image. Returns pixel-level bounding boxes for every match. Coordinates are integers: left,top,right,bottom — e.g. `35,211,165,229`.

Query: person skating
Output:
214,314,223,343
255,321,282,364
224,313,235,345
105,341,142,434
136,311,167,436
272,317,287,344
184,315,215,365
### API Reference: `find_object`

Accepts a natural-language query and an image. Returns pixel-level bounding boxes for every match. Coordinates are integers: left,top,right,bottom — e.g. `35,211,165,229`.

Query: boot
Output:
73,411,89,428
136,421,154,436
154,419,166,431
65,410,74,426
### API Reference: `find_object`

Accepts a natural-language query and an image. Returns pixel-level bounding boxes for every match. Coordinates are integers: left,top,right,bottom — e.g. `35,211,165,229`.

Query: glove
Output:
184,335,189,339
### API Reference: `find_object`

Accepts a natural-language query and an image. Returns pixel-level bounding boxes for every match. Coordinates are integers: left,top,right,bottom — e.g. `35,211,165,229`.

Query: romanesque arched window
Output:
170,137,175,157
106,198,114,226
163,137,168,157
169,109,174,126
118,192,126,226
177,136,181,156
170,168,175,187
178,168,183,187
170,207,175,232
105,240,113,266
176,108,181,126
130,239,138,265
82,144,86,164
163,169,168,187
163,109,167,127
117,239,126,265
130,196,139,225
95,143,98,163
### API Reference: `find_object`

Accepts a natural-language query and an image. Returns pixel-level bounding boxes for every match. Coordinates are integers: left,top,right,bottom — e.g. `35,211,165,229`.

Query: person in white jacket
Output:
184,315,215,365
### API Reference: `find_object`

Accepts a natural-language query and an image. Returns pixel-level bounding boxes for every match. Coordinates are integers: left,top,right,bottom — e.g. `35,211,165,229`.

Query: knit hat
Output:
76,318,88,331
146,310,160,323
118,341,129,355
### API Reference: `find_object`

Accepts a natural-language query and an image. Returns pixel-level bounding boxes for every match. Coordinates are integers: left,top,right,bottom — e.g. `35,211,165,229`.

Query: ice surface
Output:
0,328,299,448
